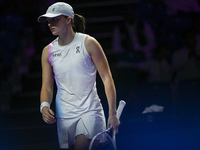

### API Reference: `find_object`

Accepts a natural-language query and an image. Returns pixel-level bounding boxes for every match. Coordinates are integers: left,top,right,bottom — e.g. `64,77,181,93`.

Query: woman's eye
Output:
47,16,61,23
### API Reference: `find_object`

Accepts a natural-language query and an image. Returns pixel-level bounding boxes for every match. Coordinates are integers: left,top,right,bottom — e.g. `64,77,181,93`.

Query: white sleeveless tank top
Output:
48,32,103,118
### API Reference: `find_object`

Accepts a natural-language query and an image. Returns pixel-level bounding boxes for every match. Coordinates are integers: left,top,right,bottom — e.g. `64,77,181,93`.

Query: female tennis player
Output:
38,2,120,150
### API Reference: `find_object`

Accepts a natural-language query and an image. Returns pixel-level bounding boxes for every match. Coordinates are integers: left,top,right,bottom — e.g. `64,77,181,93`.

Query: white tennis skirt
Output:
57,109,106,149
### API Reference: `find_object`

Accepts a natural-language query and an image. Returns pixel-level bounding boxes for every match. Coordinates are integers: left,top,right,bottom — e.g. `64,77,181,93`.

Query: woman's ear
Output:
66,17,72,24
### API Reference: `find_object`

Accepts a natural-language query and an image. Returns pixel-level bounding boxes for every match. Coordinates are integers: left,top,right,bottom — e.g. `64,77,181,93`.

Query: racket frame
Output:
88,100,126,150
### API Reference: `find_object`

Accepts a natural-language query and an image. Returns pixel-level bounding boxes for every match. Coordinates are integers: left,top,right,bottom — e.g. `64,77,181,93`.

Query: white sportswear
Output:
48,32,103,118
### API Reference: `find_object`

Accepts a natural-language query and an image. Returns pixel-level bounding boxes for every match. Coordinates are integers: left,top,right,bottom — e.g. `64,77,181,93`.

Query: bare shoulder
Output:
42,44,50,56
42,45,49,54
41,44,50,62
85,36,102,54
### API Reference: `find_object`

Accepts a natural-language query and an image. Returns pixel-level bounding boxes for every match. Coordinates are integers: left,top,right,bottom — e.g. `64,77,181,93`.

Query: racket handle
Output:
116,100,126,119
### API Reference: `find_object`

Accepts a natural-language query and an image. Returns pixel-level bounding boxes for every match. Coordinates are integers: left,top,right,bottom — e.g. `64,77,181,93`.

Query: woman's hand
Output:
42,107,56,124
107,114,120,134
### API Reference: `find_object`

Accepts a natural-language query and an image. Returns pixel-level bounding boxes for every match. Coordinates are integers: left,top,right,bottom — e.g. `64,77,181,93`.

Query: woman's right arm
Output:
40,45,56,124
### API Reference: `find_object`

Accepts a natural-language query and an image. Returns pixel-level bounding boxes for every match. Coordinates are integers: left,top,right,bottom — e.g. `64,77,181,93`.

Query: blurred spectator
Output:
172,28,200,83
0,0,37,93
0,10,24,81
193,14,200,50
121,44,174,84
20,27,36,74
162,0,200,15
140,45,174,84
112,4,156,62
130,44,174,111
9,27,36,93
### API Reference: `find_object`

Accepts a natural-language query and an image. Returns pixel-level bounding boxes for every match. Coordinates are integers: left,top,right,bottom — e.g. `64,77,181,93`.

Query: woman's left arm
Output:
85,36,120,133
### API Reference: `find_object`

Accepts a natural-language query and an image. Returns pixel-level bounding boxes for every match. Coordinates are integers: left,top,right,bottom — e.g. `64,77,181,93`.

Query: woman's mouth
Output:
50,28,55,32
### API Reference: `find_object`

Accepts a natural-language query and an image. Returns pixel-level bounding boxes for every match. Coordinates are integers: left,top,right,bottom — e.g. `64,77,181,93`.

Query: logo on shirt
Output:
53,53,61,57
76,46,80,53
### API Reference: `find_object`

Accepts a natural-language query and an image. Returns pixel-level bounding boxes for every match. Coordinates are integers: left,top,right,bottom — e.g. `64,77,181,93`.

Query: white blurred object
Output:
142,104,164,114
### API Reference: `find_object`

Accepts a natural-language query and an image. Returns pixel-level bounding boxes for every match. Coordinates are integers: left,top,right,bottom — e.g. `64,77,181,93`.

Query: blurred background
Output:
0,0,200,149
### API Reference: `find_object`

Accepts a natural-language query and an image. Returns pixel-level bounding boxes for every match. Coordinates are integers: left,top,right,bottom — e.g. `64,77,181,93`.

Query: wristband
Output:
40,102,50,113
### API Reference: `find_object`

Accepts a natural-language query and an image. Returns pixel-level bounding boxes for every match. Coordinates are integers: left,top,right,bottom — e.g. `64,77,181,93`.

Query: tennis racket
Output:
88,100,126,150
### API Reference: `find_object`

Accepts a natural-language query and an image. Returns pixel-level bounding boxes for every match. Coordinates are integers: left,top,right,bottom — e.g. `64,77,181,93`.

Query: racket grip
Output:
116,100,126,119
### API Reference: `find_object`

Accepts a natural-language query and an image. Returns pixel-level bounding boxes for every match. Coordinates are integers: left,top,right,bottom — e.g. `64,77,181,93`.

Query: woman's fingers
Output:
42,108,56,124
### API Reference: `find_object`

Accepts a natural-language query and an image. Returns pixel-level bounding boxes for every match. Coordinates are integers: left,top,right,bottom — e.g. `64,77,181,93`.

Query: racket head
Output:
89,131,116,150
89,100,126,150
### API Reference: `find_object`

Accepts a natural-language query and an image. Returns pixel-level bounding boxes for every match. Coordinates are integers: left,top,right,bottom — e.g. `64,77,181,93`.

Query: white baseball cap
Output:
38,2,74,22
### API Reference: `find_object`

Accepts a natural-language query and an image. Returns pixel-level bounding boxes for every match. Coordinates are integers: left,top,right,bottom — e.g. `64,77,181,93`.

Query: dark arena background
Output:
1,0,200,149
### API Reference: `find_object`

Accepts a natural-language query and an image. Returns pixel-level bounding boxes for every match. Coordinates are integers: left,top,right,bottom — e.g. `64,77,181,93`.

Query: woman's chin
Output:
52,32,58,36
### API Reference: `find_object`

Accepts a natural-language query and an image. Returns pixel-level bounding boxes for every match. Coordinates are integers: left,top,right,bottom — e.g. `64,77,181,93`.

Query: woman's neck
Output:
58,29,76,46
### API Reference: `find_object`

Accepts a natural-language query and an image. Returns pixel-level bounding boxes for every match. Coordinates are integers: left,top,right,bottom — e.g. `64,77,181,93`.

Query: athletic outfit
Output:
48,32,106,148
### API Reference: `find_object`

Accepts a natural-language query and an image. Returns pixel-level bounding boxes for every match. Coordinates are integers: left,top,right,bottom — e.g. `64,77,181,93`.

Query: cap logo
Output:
52,8,55,12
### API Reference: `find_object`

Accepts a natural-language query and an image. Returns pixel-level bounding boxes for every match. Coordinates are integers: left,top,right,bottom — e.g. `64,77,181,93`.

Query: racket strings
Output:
90,133,115,150
97,140,115,150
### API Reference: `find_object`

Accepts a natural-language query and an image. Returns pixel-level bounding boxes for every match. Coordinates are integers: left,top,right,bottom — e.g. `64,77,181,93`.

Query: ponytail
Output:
72,14,86,33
